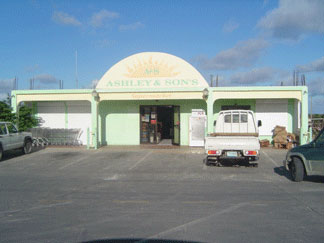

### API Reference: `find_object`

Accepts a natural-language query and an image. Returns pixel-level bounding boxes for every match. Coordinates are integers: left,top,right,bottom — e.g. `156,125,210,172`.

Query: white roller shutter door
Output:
255,100,288,136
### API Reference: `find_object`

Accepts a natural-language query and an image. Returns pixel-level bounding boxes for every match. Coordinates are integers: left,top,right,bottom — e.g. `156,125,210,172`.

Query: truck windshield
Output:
224,113,248,123
7,123,18,133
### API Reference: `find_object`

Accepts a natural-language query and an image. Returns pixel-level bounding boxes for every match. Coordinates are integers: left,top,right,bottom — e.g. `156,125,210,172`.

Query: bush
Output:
0,96,38,132
0,101,16,123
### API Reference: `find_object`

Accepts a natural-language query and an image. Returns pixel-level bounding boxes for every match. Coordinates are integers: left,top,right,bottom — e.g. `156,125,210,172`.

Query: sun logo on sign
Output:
125,56,180,78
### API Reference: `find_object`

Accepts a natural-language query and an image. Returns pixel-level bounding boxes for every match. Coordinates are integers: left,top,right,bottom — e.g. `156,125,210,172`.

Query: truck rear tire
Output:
23,140,32,154
290,157,304,182
204,158,210,166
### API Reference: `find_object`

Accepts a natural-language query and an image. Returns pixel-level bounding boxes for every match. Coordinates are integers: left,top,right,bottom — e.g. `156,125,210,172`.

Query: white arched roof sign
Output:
96,52,208,89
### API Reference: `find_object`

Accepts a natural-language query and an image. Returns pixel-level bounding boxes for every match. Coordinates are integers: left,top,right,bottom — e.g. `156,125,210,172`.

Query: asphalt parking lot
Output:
0,146,323,243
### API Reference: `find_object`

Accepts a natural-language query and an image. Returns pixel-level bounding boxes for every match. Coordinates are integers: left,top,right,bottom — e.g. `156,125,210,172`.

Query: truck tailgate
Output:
205,136,260,151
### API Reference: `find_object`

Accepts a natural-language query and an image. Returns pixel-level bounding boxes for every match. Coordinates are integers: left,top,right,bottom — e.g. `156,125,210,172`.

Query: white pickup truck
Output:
0,122,33,160
205,110,261,167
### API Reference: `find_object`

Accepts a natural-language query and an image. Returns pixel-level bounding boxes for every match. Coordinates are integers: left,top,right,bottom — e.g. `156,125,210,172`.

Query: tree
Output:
0,101,16,123
16,105,38,132
1,94,38,131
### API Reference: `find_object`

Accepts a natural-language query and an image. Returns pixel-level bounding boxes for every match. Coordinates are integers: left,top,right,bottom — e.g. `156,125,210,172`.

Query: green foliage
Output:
1,93,38,131
312,114,324,118
0,101,16,123
17,105,38,132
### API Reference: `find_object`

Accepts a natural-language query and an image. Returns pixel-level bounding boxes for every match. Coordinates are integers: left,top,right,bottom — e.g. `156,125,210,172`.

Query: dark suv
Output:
284,128,324,182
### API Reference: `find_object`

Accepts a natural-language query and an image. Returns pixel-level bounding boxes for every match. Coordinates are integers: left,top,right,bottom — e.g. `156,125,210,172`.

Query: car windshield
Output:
315,128,324,145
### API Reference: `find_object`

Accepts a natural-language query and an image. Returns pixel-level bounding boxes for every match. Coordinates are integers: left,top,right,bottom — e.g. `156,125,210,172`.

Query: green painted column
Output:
64,102,68,129
287,99,294,133
207,88,214,134
91,97,99,149
300,87,309,145
11,93,17,113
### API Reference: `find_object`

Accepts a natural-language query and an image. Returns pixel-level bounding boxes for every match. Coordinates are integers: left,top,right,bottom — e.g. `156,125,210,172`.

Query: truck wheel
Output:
23,140,32,154
290,157,304,182
0,146,3,161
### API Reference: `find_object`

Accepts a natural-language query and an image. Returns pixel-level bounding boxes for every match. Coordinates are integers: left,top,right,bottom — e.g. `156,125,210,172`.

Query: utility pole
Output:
13,77,16,90
210,74,214,87
76,50,78,89
301,74,306,85
216,74,219,87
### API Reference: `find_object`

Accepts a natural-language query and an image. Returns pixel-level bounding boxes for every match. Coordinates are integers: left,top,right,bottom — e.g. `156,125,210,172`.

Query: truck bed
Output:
205,136,260,151
209,133,259,137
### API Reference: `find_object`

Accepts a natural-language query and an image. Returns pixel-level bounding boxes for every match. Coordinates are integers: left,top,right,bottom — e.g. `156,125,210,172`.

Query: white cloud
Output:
0,78,14,102
90,9,119,28
263,0,269,7
196,38,269,70
229,67,275,85
258,0,324,40
222,20,239,33
91,79,99,88
296,56,324,72
308,77,324,96
93,39,116,48
25,64,40,73
0,92,8,101
52,11,81,26
119,21,144,31
34,74,58,84
311,95,324,114
0,78,15,90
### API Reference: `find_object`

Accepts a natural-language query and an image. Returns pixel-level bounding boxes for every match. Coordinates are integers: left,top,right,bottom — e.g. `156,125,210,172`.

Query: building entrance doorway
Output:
140,105,180,145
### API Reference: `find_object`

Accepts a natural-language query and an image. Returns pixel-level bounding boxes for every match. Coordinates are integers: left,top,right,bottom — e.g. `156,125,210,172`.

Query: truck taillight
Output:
245,151,257,155
208,150,220,155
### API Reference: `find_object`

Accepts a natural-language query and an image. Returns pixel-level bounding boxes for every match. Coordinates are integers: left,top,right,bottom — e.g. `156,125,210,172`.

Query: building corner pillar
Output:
91,97,99,149
11,92,17,113
206,89,214,134
300,87,309,145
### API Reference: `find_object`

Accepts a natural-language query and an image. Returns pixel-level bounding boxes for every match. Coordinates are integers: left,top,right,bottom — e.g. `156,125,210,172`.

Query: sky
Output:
0,0,323,113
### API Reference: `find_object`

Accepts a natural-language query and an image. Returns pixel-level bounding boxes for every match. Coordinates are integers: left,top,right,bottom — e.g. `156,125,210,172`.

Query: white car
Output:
0,122,33,160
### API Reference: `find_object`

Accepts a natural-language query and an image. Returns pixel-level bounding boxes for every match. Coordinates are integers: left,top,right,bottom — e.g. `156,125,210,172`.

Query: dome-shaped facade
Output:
96,52,208,89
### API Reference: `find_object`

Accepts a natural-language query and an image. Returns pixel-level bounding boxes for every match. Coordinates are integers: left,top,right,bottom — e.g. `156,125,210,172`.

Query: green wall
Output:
99,100,207,146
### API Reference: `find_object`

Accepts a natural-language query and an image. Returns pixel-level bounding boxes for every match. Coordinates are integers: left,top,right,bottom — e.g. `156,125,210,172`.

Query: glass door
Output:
140,106,158,144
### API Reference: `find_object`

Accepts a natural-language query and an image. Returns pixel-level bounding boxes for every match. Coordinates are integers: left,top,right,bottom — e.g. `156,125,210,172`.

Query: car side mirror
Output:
258,120,262,127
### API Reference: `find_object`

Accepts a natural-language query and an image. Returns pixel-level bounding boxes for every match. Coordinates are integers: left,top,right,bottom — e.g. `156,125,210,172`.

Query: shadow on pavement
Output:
0,146,45,163
82,239,204,243
204,158,257,167
274,166,324,183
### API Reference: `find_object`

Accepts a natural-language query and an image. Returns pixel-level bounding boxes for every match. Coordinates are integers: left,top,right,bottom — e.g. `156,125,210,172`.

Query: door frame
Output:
172,105,180,145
